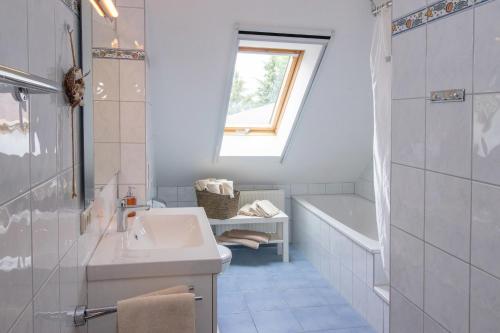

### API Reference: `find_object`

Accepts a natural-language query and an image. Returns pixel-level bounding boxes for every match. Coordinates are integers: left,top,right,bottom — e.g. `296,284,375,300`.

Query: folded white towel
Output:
220,180,234,198
238,200,280,218
195,179,234,198
206,182,222,194
255,200,281,217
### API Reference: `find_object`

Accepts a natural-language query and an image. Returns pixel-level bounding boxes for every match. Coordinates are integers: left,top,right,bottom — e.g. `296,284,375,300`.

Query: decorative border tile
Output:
92,48,146,60
60,0,80,16
392,0,496,36
392,7,428,35
426,0,474,23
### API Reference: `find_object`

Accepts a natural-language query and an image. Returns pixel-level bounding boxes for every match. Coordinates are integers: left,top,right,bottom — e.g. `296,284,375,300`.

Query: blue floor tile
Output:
312,328,376,333
217,246,375,333
218,312,257,333
282,288,329,308
291,305,342,331
218,291,248,315
244,290,289,312
218,275,241,293
331,304,369,328
314,287,348,305
251,309,303,333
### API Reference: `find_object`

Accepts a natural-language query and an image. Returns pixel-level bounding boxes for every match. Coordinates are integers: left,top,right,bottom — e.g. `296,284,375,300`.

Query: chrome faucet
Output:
116,199,150,232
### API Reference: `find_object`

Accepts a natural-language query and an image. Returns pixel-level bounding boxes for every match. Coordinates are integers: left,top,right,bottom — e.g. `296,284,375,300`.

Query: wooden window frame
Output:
224,47,305,135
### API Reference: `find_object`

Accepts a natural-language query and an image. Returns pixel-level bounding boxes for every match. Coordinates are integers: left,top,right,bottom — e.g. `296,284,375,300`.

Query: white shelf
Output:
209,212,288,226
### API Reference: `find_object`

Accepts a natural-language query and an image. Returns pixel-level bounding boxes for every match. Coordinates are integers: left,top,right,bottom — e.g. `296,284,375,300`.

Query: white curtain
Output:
370,4,392,279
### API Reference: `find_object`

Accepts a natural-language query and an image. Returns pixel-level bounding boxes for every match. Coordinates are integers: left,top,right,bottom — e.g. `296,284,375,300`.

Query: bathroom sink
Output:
126,213,204,250
87,207,222,281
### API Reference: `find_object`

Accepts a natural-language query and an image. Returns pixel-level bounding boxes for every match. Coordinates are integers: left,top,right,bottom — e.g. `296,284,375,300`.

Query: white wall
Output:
147,0,374,186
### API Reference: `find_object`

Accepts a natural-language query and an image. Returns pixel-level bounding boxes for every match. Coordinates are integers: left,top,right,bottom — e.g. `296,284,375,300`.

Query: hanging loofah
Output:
63,26,89,199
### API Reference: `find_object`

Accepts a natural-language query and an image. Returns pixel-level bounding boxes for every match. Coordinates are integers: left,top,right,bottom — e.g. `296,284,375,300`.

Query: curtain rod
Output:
371,0,392,16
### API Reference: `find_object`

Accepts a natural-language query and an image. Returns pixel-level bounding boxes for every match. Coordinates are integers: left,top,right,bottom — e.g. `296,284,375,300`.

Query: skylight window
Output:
225,48,304,134
218,30,331,157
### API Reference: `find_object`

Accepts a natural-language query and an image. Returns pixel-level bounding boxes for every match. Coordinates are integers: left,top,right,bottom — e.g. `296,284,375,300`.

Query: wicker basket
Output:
196,190,240,219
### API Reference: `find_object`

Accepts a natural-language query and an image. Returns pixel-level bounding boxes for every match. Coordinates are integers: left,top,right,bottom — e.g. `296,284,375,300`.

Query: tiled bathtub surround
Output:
390,0,500,331
292,198,389,333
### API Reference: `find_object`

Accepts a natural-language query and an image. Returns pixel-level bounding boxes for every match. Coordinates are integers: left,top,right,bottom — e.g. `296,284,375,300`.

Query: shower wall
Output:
390,0,500,332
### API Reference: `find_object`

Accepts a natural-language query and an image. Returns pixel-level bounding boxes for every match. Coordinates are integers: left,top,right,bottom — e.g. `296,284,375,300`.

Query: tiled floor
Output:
217,246,375,333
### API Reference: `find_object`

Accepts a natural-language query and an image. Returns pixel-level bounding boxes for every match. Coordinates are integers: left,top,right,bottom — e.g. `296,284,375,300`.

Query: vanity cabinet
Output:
88,274,218,333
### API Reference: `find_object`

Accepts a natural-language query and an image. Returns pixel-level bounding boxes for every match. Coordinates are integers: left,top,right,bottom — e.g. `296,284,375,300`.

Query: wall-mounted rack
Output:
73,286,203,327
430,89,466,103
0,65,61,94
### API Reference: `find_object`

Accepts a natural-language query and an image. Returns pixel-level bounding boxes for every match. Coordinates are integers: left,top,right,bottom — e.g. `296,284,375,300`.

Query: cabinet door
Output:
88,274,215,333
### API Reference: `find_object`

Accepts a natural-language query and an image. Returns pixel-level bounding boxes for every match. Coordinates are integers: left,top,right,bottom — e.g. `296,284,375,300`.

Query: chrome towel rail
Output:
0,65,61,94
73,288,203,327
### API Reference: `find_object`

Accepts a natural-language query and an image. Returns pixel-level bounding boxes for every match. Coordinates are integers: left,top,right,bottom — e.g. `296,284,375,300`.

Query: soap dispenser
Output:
124,187,137,217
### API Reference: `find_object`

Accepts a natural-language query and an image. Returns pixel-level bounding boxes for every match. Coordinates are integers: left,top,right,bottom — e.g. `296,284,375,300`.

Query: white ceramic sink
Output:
87,207,222,281
127,213,204,250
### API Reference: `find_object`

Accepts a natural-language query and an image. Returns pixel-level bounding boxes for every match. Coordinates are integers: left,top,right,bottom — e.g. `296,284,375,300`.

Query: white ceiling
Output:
146,0,375,186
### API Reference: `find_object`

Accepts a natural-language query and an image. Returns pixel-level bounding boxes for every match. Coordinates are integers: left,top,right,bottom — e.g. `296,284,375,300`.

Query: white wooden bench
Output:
208,190,289,262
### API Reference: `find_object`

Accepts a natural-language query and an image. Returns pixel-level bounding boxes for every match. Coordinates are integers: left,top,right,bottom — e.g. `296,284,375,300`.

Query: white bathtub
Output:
292,194,380,253
292,194,388,333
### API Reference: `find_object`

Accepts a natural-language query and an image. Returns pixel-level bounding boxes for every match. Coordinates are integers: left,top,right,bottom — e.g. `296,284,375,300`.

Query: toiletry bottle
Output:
125,187,137,217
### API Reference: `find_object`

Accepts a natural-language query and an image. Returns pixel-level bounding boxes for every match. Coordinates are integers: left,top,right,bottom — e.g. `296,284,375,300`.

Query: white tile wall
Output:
116,7,145,50
392,26,426,99
426,99,472,178
390,288,423,333
472,93,500,185
93,58,120,101
391,164,424,238
391,2,500,331
92,9,148,197
120,102,146,143
355,163,375,202
392,98,425,168
424,244,469,333
0,3,118,333
471,181,500,279
426,10,474,94
119,60,145,101
392,0,427,19
424,171,471,261
94,101,120,142
391,226,424,308
474,0,500,93
470,267,500,332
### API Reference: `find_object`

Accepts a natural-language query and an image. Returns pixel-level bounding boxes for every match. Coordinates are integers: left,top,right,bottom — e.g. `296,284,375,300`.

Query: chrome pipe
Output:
371,0,392,16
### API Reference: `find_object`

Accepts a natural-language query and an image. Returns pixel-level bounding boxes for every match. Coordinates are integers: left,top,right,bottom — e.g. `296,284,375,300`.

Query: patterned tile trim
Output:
392,0,496,36
426,0,474,23
392,7,428,35
92,48,146,60
60,0,80,16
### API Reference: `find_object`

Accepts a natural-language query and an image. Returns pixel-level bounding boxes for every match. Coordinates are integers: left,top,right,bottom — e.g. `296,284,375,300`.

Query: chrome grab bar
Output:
0,65,61,94
73,287,202,327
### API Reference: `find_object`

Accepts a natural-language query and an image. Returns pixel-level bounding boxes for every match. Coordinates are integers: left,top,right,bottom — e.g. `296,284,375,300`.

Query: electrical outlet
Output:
80,204,93,235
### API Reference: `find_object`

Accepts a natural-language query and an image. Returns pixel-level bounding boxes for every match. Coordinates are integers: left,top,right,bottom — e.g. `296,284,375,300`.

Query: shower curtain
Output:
370,3,391,279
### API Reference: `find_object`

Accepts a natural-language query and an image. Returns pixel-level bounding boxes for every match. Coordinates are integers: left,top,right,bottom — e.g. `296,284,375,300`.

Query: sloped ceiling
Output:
147,0,375,186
